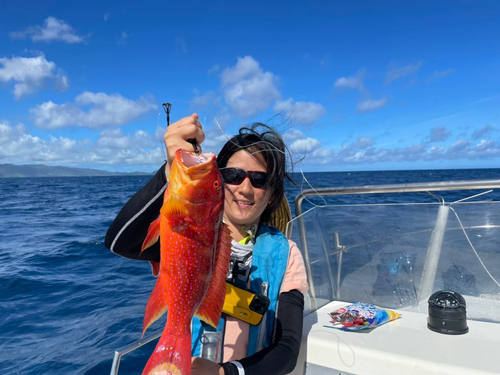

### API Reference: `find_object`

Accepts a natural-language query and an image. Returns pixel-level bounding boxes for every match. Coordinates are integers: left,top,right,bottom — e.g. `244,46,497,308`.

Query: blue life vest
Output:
191,225,290,358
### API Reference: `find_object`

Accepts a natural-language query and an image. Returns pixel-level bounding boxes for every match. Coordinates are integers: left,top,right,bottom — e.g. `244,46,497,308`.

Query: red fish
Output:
140,149,232,375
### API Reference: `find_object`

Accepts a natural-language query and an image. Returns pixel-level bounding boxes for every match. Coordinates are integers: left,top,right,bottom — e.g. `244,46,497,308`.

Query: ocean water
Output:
1,168,499,374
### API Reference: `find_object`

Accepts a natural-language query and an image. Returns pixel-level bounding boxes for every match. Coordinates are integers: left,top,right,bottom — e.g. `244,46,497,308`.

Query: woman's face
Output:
222,149,272,237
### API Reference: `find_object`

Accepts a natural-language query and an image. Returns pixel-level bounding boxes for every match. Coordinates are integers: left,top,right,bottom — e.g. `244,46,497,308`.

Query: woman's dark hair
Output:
217,123,291,224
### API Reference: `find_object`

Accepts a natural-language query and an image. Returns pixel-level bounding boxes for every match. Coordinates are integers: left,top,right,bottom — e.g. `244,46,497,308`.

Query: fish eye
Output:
213,180,221,188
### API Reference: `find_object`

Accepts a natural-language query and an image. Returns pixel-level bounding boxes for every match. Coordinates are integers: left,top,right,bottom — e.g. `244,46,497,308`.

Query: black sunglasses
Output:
221,168,268,188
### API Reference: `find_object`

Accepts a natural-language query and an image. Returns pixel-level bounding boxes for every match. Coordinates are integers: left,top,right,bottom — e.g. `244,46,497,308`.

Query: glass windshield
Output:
288,197,500,324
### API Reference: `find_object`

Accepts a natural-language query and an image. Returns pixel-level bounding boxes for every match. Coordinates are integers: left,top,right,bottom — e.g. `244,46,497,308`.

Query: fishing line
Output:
449,205,500,289
203,108,225,130
423,191,445,205
446,189,500,289
283,169,332,237
157,111,167,162
297,170,328,208
450,190,493,205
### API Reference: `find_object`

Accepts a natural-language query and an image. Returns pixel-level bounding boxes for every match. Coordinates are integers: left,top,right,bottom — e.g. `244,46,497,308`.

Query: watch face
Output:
249,294,270,315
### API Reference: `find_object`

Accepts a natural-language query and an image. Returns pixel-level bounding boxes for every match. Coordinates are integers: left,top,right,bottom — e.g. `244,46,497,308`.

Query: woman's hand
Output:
164,113,205,176
190,357,224,375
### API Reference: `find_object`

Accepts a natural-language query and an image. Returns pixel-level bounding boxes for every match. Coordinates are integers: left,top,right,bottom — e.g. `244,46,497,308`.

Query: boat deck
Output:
294,300,500,375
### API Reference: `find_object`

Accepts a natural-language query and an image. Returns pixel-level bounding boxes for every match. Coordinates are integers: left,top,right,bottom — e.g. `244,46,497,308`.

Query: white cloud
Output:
334,69,366,91
385,61,423,85
290,137,322,154
205,56,324,122
426,69,455,83
220,56,280,117
0,54,69,99
428,125,451,142
472,125,495,140
292,131,500,167
117,32,128,46
12,82,34,98
10,17,86,44
354,136,375,149
335,76,361,89
96,128,156,149
476,139,496,153
208,65,220,75
446,139,469,156
0,122,27,146
3,118,500,171
191,90,220,108
221,56,261,86
282,129,306,144
0,121,165,169
286,133,335,165
0,121,87,163
274,98,326,125
334,69,387,113
357,98,387,113
30,92,158,129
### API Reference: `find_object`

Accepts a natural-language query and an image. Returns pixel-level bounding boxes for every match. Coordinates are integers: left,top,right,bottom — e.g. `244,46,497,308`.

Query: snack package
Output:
328,302,401,331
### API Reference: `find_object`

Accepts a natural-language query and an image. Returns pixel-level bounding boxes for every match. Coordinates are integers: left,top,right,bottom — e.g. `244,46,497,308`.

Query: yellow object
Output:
222,283,269,325
239,235,251,245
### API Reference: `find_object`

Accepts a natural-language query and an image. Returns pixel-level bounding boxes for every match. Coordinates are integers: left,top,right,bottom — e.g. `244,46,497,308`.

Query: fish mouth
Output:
178,150,215,167
175,149,219,181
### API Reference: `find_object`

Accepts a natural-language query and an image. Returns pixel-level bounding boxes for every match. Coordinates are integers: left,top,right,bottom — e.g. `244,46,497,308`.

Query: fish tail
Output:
143,273,168,335
142,324,192,375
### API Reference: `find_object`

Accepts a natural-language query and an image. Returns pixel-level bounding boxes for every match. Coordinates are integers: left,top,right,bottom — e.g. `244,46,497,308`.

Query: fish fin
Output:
161,197,190,228
142,324,191,375
141,218,161,253
194,222,233,327
142,273,168,335
149,261,160,277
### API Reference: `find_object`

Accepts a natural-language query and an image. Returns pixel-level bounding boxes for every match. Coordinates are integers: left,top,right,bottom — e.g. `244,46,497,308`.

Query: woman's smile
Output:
235,199,254,207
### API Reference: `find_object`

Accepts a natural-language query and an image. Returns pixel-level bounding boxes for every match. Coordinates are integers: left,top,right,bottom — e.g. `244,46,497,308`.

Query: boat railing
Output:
287,179,500,314
110,328,163,375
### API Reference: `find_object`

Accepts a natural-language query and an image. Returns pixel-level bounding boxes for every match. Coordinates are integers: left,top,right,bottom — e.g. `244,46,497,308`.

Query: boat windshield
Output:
287,180,500,324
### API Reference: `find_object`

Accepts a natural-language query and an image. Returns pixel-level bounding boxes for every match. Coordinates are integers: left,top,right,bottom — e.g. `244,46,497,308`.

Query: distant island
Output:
0,163,154,178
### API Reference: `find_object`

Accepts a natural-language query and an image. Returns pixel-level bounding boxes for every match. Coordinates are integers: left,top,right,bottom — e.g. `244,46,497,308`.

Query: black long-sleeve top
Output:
105,163,168,262
105,164,304,375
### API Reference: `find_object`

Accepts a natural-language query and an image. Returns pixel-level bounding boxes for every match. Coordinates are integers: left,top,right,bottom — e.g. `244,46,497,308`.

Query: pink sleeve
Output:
281,240,309,294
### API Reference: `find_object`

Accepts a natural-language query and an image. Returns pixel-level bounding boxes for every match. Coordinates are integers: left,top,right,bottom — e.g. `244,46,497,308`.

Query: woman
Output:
105,114,308,375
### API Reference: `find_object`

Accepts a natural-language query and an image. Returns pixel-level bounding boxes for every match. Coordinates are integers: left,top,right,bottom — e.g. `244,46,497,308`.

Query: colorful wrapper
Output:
328,302,401,331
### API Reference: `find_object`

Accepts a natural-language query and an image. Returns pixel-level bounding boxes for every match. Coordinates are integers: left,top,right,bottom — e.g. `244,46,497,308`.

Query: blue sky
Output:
0,0,499,172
